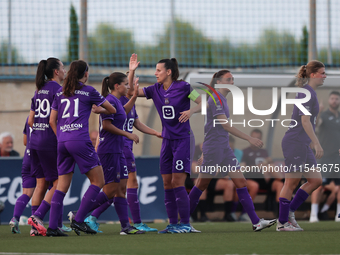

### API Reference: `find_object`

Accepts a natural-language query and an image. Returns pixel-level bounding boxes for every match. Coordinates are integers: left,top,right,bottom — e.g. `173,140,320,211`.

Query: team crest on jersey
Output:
117,173,120,179
165,98,169,104
131,162,136,168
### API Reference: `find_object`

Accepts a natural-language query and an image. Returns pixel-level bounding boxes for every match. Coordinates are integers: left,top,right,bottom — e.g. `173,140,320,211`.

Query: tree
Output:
0,41,21,63
297,25,308,64
68,4,79,62
88,23,135,65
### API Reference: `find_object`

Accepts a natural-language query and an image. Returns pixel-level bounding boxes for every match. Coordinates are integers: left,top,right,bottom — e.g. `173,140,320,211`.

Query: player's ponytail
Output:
296,60,325,87
63,60,87,97
101,72,127,98
158,58,179,81
101,76,110,98
207,69,230,99
209,69,230,89
35,57,60,91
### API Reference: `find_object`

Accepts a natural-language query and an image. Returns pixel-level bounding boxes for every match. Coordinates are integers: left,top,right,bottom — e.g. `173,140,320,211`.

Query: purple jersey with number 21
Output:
52,83,106,142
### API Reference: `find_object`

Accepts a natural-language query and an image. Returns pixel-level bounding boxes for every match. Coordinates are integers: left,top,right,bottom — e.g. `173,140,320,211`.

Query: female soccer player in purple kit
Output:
9,118,37,235
45,60,116,236
277,60,326,231
27,58,67,236
137,58,201,233
85,54,161,233
188,70,276,232
85,72,146,235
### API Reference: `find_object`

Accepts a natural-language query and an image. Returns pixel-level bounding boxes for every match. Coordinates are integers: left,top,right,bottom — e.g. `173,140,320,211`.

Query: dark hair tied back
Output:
158,58,179,81
63,60,88,97
35,57,60,91
101,72,127,98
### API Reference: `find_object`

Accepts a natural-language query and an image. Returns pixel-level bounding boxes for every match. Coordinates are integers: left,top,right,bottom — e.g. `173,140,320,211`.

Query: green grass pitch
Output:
0,221,339,254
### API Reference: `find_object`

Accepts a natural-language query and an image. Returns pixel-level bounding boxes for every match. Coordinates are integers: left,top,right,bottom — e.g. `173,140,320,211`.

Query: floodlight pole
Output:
79,0,88,62
7,0,11,64
308,0,317,61
327,0,332,65
170,0,175,58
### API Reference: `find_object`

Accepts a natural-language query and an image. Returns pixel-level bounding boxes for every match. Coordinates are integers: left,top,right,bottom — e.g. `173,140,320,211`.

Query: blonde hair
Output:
295,60,325,87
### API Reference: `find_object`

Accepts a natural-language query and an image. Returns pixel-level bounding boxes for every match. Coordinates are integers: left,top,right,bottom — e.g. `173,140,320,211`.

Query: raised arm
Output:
124,78,139,114
127,53,140,99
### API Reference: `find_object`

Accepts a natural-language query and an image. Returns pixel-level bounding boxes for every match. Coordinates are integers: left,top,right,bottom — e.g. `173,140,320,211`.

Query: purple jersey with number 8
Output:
143,80,192,139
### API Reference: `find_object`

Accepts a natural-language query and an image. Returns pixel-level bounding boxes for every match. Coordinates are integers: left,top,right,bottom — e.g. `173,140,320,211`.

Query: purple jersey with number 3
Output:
143,80,191,139
51,84,106,142
30,81,61,150
119,96,138,150
97,94,127,154
283,84,319,145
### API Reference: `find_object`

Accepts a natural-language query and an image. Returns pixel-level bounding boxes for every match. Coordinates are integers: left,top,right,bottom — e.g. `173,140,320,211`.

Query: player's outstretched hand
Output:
129,53,140,71
179,110,191,123
133,77,139,97
197,154,204,166
314,143,324,159
249,137,263,149
127,133,139,144
155,131,162,139
92,105,103,114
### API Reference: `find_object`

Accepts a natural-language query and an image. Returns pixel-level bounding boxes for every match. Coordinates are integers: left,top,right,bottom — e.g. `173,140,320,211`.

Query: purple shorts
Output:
201,146,240,177
21,162,36,189
58,141,101,175
98,153,128,184
30,149,58,182
282,138,317,172
160,137,191,175
123,146,136,173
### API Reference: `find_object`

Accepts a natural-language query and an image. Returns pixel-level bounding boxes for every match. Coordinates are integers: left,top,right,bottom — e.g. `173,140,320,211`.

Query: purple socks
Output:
164,189,178,224
49,190,66,230
75,184,101,223
13,194,30,221
279,189,309,224
127,188,141,224
279,197,291,224
114,197,129,229
90,192,109,212
31,205,39,216
173,186,190,224
236,187,260,225
290,189,309,212
92,198,114,219
188,186,203,215
34,200,50,220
